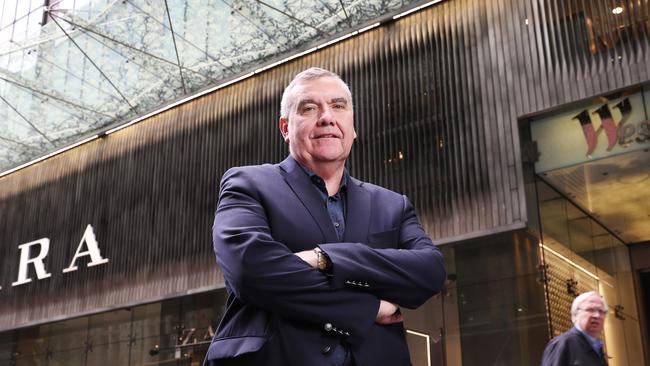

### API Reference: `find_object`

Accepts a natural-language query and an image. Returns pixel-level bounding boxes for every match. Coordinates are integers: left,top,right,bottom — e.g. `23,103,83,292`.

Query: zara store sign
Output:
1,224,109,290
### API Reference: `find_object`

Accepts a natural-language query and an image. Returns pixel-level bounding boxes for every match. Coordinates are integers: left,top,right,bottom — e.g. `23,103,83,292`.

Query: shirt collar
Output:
293,157,348,193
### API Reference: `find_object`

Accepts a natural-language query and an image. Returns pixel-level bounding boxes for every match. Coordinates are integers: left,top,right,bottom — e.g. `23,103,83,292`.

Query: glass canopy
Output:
0,0,419,173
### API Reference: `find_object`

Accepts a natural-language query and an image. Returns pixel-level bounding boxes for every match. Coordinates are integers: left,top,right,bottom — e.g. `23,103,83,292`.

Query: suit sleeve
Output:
213,168,379,346
540,336,569,366
319,195,445,309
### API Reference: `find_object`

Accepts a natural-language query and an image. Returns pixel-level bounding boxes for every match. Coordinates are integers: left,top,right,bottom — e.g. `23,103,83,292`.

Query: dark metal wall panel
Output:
521,0,650,114
1,0,648,331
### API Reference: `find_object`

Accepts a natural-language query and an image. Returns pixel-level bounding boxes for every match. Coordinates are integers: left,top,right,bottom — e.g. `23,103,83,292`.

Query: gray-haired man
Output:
541,291,608,366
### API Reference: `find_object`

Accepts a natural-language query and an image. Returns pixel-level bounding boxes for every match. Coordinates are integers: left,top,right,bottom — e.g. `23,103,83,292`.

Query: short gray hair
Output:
280,67,352,119
571,291,608,320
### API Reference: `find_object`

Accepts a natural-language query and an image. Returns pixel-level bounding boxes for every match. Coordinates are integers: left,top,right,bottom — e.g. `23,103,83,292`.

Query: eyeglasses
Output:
578,307,608,316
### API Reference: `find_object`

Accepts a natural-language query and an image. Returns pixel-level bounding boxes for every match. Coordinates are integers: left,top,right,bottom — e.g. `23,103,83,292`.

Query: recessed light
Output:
612,6,624,14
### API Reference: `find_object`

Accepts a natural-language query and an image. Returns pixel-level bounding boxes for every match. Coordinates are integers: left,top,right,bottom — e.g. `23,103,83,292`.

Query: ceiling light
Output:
612,6,624,15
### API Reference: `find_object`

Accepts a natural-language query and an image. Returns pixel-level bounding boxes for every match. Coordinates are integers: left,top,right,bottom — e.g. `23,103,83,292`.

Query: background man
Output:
204,67,446,366
541,291,609,366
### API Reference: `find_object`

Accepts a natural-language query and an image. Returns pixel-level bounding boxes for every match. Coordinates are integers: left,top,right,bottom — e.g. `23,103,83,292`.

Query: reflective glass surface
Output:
537,179,645,365
0,290,227,366
0,0,420,172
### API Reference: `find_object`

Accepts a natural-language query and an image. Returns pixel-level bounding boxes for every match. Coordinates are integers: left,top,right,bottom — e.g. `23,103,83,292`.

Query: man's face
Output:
279,77,356,168
573,295,607,338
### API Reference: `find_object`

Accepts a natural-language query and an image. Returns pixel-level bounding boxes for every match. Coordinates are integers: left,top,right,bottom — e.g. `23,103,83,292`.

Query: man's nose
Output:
317,108,335,126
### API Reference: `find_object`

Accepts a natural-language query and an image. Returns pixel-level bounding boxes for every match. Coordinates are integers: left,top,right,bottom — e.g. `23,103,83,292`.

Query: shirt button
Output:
321,345,332,354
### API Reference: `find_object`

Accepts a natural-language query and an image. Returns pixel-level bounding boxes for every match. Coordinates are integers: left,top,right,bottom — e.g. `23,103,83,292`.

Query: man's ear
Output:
279,117,290,143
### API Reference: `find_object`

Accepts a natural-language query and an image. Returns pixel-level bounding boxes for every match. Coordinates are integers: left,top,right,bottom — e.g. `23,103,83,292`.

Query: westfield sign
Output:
573,97,650,156
1,224,108,290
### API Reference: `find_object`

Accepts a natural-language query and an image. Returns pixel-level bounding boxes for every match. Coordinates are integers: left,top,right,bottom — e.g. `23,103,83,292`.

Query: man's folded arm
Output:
213,169,379,345
319,195,446,309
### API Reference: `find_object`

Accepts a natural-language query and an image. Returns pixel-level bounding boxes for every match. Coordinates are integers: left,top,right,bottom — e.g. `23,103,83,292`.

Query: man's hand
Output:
376,300,403,324
297,250,403,325
295,249,318,268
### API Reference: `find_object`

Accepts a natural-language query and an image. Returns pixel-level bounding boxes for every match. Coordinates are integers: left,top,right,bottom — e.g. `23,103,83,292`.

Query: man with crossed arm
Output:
204,67,446,366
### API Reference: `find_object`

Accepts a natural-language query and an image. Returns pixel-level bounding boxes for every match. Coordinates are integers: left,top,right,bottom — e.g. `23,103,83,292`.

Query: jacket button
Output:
324,323,333,332
321,345,332,354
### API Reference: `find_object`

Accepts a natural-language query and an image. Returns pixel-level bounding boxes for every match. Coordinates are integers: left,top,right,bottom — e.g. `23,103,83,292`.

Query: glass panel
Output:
47,317,88,366
0,0,424,172
1,1,16,29
14,0,29,19
88,309,132,346
0,289,228,366
84,341,130,366
538,181,570,246
403,231,549,366
567,205,594,266
404,297,443,366
14,325,48,366
131,302,163,366
47,347,86,366
48,317,88,353
11,15,27,40
537,178,645,365
0,330,17,364
405,330,433,366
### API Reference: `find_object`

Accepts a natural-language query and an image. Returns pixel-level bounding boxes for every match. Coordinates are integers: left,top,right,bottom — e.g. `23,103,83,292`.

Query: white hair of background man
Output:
570,291,609,322
280,67,353,119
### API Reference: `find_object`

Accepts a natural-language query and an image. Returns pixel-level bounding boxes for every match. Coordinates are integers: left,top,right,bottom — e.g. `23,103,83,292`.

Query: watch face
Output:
314,248,326,271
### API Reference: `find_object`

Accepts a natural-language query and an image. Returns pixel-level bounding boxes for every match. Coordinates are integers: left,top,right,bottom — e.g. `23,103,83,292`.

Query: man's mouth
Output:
313,134,340,139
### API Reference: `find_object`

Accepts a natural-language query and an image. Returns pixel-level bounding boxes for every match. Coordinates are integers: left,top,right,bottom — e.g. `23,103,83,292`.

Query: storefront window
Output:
537,171,645,365
403,230,550,366
0,289,226,366
526,81,650,365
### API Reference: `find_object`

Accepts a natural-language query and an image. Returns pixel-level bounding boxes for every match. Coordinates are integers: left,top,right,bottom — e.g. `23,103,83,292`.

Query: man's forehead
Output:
583,296,605,307
292,77,350,96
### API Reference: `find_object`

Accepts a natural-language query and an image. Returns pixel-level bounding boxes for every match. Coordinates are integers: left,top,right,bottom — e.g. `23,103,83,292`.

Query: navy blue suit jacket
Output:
205,156,446,366
541,327,608,366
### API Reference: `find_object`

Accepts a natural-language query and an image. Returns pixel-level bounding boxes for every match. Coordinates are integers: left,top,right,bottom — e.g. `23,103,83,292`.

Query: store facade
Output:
1,0,649,365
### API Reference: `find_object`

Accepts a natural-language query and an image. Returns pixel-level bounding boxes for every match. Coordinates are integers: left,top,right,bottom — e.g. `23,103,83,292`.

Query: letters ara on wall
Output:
1,224,109,290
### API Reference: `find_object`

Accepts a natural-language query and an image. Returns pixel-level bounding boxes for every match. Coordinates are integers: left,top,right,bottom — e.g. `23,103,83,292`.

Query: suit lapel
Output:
279,157,338,243
343,177,371,243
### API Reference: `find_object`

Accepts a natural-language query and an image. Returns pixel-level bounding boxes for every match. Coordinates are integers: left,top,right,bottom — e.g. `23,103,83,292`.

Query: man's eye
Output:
333,103,345,109
302,105,316,112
